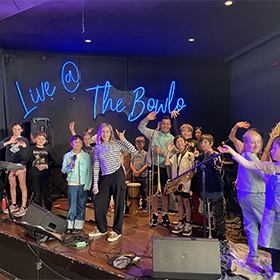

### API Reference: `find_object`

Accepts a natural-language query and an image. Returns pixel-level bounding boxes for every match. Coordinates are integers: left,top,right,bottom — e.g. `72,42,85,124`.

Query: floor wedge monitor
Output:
21,203,67,242
153,236,221,279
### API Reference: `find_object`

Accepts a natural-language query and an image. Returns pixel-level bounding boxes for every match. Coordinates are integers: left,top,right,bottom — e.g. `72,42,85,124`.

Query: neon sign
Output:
15,61,186,121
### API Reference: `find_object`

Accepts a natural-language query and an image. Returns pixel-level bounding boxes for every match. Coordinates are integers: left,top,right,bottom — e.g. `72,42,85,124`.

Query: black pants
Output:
211,195,226,236
271,249,280,272
94,167,125,234
31,175,52,211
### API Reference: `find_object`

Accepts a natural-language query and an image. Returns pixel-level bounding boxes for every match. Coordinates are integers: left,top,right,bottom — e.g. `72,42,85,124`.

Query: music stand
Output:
0,161,24,220
10,219,62,280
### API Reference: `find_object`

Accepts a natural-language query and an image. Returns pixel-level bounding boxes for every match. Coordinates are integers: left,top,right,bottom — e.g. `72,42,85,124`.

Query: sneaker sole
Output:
14,213,26,217
172,229,184,234
3,209,19,214
88,231,107,237
107,235,121,242
182,231,192,236
162,223,171,227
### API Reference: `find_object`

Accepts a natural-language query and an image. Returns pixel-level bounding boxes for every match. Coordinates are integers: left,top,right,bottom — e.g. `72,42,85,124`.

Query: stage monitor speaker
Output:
22,203,67,241
153,236,221,280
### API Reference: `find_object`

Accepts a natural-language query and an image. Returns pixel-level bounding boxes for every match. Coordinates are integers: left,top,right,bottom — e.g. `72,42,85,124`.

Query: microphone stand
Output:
201,163,207,238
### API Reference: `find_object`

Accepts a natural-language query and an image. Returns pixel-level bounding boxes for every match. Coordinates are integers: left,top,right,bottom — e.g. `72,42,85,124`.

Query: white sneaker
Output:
172,221,184,234
107,231,121,242
88,228,107,238
182,223,192,236
14,206,27,217
3,204,19,214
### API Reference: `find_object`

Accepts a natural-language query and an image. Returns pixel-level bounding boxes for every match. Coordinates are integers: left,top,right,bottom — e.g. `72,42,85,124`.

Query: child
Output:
228,122,266,268
194,127,203,142
194,134,226,240
138,111,175,227
61,135,92,234
165,135,194,236
69,121,97,146
18,132,55,211
69,122,95,203
130,136,148,212
170,111,200,153
89,123,136,242
0,122,29,217
218,138,280,279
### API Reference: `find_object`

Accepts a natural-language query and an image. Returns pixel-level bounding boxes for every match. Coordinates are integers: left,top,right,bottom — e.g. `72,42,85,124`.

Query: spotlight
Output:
224,1,233,6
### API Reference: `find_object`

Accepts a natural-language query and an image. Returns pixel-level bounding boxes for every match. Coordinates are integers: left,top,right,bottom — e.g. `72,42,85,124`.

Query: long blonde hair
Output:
96,123,115,144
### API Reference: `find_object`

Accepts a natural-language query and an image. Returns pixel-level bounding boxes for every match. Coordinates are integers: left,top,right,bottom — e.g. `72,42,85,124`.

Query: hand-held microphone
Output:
71,155,77,171
221,139,230,146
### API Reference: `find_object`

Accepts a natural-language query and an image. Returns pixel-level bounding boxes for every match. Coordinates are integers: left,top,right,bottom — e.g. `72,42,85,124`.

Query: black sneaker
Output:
162,214,171,227
150,213,158,227
72,229,81,234
65,228,73,234
217,234,226,241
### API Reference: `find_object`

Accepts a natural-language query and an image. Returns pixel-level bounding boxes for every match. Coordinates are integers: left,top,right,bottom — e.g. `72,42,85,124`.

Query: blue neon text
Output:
15,61,186,121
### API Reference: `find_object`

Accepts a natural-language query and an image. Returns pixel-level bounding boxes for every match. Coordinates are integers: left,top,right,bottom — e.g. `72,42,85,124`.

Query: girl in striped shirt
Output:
89,123,136,242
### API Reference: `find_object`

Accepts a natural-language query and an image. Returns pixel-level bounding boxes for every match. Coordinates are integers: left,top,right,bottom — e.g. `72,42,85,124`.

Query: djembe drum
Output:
127,182,141,215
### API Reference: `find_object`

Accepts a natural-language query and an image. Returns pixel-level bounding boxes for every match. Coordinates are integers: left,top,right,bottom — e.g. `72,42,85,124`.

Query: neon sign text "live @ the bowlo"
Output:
15,61,186,120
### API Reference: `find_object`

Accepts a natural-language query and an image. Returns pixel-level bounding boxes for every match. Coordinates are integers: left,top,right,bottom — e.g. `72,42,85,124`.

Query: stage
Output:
0,199,275,280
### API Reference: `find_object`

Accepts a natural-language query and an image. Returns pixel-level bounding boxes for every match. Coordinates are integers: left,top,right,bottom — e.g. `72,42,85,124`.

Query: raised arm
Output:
69,122,76,136
218,145,274,174
165,142,174,166
138,111,157,139
228,121,250,153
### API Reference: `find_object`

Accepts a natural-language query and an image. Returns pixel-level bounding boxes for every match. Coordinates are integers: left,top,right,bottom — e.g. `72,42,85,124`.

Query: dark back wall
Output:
231,36,280,145
1,50,231,163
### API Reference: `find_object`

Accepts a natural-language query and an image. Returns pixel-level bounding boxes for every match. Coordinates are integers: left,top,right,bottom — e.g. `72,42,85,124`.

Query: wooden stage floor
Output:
0,198,268,280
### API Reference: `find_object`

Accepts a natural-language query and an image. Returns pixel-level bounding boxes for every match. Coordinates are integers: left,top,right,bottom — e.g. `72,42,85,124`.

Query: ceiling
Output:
1,0,280,60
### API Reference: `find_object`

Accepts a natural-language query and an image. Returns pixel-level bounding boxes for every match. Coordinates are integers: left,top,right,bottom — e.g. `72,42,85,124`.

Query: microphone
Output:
221,139,230,146
71,155,77,171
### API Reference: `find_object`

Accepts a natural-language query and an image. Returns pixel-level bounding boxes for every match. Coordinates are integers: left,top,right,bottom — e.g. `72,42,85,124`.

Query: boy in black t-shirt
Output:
19,131,55,211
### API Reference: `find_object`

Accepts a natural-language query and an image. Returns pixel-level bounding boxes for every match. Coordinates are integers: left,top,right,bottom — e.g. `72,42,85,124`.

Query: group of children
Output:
138,111,226,240
0,123,54,217
1,115,280,278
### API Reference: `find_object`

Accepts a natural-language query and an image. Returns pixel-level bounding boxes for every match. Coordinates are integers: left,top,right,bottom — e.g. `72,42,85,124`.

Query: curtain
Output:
0,48,8,159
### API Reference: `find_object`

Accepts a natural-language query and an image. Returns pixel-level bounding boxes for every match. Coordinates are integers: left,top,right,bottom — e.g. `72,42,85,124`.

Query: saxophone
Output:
164,153,194,195
164,169,194,195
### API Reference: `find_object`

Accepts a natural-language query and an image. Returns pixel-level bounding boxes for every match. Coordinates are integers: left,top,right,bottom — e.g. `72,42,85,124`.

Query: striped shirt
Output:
93,139,136,186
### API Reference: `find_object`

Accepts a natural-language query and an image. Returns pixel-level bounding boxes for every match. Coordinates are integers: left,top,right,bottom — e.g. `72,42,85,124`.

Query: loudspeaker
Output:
30,117,53,147
153,237,221,279
22,203,67,241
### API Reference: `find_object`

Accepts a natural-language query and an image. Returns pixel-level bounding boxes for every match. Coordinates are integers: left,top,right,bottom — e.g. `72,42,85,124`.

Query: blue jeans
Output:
237,191,265,258
67,184,88,229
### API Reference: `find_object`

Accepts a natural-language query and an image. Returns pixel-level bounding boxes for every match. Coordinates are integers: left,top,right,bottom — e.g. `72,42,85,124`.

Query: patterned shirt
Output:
93,139,136,186
131,150,148,177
